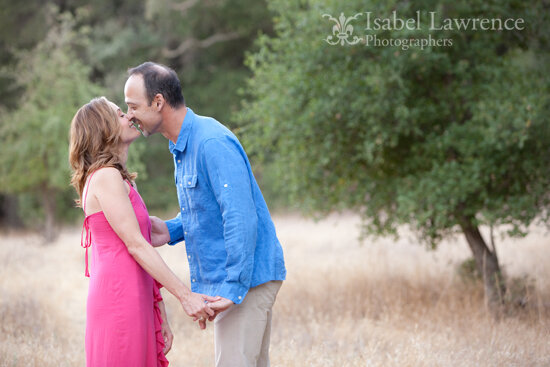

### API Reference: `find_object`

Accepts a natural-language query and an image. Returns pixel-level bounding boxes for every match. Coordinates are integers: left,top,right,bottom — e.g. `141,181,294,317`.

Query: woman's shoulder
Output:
91,167,124,186
87,167,132,201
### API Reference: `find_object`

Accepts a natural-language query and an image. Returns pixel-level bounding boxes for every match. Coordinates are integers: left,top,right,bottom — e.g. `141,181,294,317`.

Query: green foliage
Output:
0,0,50,108
130,134,177,215
0,10,103,224
237,0,550,245
0,0,274,225
142,0,274,125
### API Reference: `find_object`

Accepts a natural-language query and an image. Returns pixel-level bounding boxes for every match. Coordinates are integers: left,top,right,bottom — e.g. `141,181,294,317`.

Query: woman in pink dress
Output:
69,97,218,366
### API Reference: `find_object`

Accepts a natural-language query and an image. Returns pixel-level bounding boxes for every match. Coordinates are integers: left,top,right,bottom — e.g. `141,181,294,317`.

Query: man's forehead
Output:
125,74,145,90
125,74,146,102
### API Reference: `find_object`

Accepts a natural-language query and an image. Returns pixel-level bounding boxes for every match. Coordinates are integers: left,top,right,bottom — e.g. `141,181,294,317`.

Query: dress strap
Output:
80,170,98,277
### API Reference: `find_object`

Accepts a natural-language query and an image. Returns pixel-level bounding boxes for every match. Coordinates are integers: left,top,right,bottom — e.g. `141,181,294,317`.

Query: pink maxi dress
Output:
81,171,169,367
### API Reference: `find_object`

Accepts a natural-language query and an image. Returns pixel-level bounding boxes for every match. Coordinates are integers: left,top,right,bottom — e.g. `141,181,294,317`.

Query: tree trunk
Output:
459,220,506,309
0,194,24,228
42,187,57,243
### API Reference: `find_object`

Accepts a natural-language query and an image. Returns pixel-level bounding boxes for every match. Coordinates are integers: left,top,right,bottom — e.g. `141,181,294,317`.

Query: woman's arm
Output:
92,167,215,326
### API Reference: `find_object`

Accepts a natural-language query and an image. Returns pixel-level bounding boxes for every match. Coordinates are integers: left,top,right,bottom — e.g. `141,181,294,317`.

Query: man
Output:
124,61,286,367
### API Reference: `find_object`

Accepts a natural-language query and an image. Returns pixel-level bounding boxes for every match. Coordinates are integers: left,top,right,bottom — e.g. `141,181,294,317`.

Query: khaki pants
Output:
214,280,283,367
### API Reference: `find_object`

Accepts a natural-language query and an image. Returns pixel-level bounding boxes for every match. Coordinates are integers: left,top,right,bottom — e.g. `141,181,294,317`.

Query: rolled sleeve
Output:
165,212,185,246
201,137,258,304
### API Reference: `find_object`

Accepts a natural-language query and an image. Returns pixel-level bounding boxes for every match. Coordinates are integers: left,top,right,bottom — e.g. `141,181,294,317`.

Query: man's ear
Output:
154,94,165,111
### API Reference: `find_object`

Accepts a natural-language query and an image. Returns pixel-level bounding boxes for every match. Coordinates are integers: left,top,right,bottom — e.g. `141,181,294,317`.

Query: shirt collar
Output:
169,107,195,154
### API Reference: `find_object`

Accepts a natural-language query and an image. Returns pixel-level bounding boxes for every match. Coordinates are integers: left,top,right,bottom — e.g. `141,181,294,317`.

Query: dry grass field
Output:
1,212,550,366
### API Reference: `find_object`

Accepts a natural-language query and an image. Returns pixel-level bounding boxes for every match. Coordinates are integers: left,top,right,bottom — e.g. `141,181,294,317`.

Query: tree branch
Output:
162,32,241,58
170,0,199,14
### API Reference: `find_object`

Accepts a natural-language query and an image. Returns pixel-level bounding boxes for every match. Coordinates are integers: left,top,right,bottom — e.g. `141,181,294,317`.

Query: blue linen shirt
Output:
164,108,286,304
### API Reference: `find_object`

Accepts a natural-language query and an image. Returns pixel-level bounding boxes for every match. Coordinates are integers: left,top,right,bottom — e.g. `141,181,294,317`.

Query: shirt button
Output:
182,207,185,211
223,184,228,188
184,231,188,235
188,181,191,185
238,296,242,300
177,160,181,163
188,255,191,259
192,279,196,282
179,183,183,187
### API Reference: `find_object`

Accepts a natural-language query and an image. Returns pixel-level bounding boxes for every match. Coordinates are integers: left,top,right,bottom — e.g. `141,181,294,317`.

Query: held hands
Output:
150,216,170,247
180,292,220,329
180,293,235,329
205,297,234,321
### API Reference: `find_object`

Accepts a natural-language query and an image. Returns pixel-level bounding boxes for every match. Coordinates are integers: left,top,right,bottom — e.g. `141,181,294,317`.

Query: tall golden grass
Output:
1,212,549,366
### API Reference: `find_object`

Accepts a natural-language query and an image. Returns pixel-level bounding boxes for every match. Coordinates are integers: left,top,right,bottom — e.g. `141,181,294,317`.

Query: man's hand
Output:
206,296,234,321
150,216,170,247
180,292,220,329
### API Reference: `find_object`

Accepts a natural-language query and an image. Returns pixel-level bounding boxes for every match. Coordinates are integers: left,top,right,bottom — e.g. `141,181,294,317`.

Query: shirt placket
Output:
177,152,199,290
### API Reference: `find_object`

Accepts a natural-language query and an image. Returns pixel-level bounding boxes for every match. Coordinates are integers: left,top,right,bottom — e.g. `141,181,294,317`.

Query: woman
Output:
69,97,216,366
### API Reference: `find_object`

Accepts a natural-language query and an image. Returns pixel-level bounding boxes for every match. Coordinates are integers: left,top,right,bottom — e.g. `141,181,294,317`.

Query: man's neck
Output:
161,105,188,144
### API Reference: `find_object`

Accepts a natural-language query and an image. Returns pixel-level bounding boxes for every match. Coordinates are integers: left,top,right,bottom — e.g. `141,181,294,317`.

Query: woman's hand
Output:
157,300,173,355
161,319,173,355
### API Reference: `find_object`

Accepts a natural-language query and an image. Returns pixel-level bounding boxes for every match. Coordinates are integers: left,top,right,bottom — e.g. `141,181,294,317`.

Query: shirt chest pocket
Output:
182,174,205,211
183,174,197,188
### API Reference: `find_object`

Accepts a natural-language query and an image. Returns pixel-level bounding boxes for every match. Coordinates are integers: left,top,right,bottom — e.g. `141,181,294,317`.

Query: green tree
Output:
0,11,103,241
0,0,275,225
237,0,550,308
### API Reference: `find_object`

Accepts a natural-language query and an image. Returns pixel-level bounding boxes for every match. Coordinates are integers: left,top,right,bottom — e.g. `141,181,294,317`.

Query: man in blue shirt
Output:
124,62,286,367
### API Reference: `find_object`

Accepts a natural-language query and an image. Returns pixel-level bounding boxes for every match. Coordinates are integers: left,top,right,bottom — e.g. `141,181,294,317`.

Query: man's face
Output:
124,74,162,137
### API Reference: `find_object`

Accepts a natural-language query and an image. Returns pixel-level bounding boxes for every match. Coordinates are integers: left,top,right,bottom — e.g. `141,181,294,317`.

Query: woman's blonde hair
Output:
69,96,136,207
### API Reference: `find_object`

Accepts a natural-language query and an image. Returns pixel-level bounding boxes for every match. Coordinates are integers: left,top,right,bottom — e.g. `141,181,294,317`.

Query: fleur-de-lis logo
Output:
323,12,363,46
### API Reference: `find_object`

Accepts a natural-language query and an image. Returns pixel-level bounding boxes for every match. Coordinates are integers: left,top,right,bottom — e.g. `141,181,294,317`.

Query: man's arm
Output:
164,212,185,246
150,216,171,247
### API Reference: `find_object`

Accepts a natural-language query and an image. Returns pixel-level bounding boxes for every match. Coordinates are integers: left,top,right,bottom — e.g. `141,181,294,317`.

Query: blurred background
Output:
1,0,550,365
0,0,276,233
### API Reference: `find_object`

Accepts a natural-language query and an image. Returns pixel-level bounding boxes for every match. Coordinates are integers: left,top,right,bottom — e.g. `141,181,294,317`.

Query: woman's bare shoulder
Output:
93,167,122,180
91,167,125,190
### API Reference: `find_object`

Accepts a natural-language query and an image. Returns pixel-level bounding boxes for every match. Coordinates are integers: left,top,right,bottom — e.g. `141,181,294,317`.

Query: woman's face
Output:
109,101,141,144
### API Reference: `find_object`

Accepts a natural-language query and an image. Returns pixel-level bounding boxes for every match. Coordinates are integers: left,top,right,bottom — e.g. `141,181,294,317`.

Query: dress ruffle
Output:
153,282,170,367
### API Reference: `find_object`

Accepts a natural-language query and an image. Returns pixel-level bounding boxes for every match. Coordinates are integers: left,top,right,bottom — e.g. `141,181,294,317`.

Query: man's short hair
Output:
128,62,185,108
